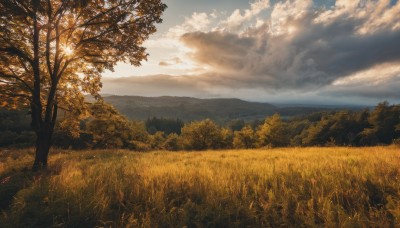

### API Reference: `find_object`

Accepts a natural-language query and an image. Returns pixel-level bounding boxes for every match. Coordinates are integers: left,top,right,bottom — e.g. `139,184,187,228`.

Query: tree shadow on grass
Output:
0,156,64,211
1,168,40,211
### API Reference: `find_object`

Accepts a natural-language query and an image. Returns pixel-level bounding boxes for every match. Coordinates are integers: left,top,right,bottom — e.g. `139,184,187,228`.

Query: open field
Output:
1,147,399,227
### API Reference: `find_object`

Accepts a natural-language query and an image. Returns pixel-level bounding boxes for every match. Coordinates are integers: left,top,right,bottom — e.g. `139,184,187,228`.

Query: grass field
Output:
0,147,399,227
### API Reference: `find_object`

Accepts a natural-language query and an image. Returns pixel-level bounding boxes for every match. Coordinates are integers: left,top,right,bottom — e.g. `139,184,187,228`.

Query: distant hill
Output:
102,95,348,122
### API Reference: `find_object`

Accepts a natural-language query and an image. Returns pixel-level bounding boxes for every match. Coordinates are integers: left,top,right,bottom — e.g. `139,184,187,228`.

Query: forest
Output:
1,101,399,151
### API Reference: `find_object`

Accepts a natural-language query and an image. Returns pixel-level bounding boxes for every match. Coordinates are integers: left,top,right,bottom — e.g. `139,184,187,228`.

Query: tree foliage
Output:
162,133,180,151
145,117,184,135
53,101,149,150
257,114,289,147
87,102,134,149
233,125,256,149
361,102,400,145
180,119,224,150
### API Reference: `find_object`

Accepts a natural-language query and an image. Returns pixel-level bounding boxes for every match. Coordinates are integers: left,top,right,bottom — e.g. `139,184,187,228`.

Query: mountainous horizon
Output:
100,93,376,107
100,95,370,122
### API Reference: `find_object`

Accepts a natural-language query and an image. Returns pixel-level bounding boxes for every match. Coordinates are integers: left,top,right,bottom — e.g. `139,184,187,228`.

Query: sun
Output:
62,45,74,55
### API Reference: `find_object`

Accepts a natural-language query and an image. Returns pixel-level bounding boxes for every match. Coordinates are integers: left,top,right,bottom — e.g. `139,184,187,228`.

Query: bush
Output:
148,131,165,150
162,133,180,151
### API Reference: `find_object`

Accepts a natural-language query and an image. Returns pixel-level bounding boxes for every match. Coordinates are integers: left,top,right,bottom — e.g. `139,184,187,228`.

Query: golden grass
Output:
1,147,399,227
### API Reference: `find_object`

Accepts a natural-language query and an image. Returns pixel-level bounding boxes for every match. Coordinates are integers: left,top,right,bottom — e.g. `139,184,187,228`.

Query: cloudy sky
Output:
101,0,400,105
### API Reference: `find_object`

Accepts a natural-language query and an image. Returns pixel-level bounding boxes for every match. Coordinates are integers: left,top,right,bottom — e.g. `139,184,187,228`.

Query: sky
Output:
101,0,400,105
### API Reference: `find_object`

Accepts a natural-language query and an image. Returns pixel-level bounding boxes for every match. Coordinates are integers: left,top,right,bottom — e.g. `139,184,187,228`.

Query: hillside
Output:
103,95,337,122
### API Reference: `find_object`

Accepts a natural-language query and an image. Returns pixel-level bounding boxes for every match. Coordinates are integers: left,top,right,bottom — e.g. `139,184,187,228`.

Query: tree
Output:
162,133,180,151
180,119,223,150
0,1,166,169
360,102,400,145
257,114,289,147
233,125,256,149
286,119,311,146
145,117,184,135
226,119,245,131
220,128,233,149
86,102,136,149
148,131,165,150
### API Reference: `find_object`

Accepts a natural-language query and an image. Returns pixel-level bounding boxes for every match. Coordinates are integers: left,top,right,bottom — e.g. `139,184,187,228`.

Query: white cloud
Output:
167,12,213,38
335,0,360,10
269,0,312,35
357,0,400,34
332,63,400,86
222,0,270,31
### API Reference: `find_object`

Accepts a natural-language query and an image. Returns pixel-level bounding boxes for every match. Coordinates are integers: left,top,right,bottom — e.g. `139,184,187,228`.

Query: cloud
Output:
167,12,213,38
335,0,360,10
222,0,270,31
181,32,255,71
141,0,273,76
159,57,183,66
158,61,169,67
179,0,400,91
104,0,400,104
322,63,400,100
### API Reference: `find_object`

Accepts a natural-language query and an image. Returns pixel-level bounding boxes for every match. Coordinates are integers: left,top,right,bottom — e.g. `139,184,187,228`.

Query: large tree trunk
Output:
32,130,52,171
31,103,58,171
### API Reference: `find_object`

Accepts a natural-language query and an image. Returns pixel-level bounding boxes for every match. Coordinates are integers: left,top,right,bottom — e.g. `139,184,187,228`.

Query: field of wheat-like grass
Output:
0,147,399,227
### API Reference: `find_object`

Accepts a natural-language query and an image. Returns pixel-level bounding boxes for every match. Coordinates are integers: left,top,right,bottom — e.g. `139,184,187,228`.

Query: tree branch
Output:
0,47,33,65
0,72,33,93
0,91,31,99
79,4,128,27
45,0,54,80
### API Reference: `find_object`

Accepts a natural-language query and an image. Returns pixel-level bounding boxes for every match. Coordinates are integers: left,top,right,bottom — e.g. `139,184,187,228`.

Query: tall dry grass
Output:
0,147,399,227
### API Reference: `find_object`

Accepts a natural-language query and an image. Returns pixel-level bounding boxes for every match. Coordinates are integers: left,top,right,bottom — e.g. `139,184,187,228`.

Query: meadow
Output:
0,147,399,227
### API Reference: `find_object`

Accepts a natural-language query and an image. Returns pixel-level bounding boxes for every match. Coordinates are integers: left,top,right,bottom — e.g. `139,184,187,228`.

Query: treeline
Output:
1,102,399,150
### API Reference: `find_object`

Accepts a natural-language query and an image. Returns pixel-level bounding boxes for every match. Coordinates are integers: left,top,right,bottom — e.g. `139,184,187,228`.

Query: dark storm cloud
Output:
295,21,400,81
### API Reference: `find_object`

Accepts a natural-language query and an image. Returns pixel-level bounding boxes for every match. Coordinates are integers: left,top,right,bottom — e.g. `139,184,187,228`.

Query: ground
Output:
0,147,399,227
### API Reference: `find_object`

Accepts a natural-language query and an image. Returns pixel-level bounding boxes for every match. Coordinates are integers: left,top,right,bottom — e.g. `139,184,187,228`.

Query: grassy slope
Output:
0,147,399,227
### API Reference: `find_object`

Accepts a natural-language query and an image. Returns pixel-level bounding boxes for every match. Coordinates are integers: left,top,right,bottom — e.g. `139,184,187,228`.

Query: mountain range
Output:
101,95,365,122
